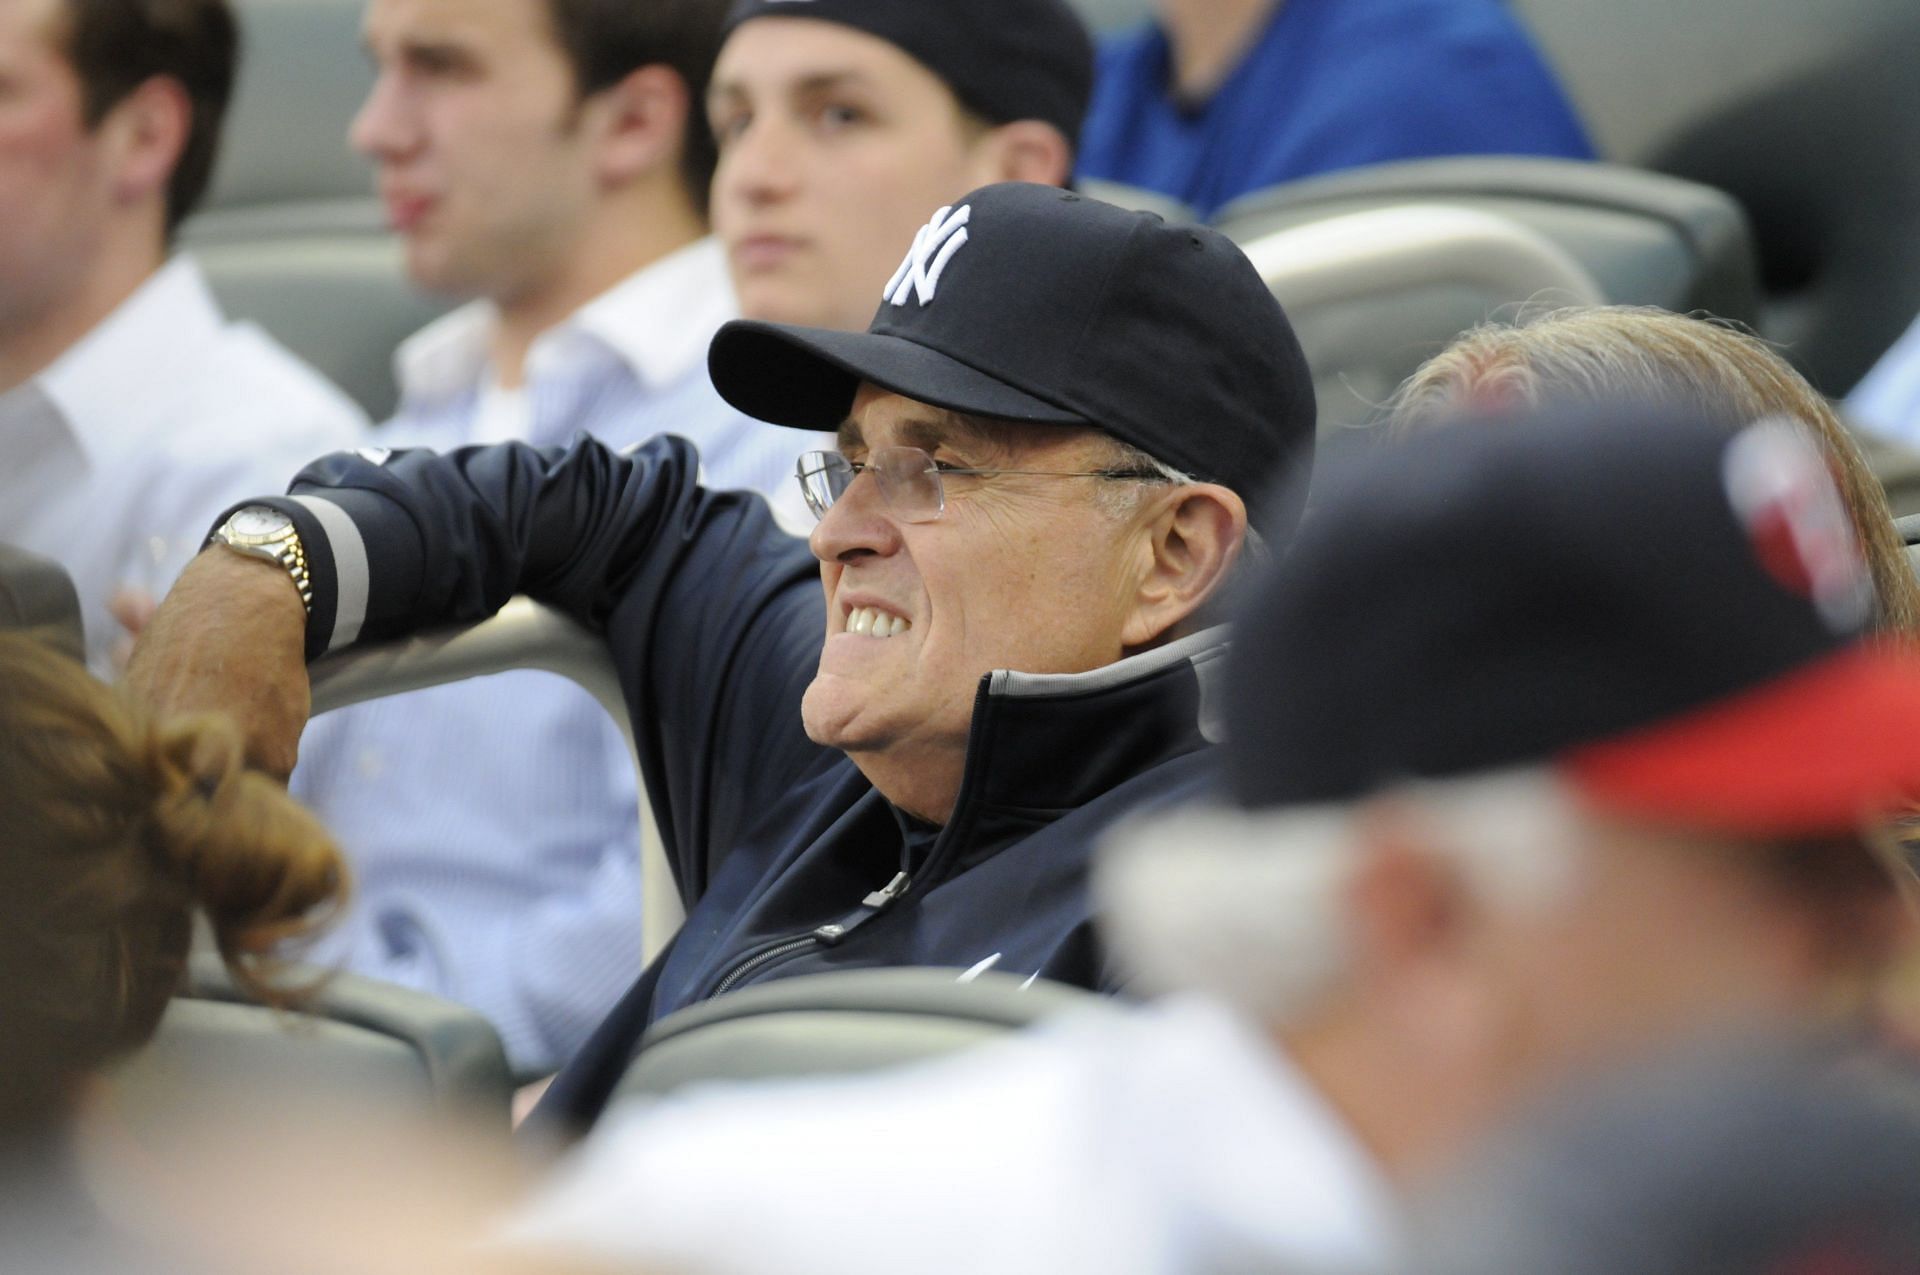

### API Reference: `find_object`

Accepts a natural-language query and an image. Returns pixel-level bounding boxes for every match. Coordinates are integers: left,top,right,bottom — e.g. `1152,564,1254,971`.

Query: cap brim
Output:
708,320,1090,432
1563,642,1920,837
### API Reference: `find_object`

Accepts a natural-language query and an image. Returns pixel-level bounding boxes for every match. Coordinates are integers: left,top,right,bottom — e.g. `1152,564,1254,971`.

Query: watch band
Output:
209,507,314,616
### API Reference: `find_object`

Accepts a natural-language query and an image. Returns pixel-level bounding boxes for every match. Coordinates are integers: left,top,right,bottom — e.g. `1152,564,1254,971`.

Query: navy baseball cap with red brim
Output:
708,182,1317,522
1223,404,1920,838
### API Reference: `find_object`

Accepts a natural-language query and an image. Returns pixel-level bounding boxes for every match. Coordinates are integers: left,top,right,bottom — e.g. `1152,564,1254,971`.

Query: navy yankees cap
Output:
707,181,1316,519
1226,406,1920,835
721,0,1093,144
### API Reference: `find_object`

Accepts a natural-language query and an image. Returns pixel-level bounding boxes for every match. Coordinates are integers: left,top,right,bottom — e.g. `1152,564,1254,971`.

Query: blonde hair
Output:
0,632,347,1136
1387,306,1920,636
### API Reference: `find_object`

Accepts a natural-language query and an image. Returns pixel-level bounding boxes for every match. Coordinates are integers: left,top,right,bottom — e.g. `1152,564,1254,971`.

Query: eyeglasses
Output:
795,446,1171,524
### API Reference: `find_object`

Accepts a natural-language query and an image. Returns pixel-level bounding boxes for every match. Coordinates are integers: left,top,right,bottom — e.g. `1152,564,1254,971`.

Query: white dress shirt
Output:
291,236,819,1073
505,997,1401,1275
390,235,818,524
0,256,368,671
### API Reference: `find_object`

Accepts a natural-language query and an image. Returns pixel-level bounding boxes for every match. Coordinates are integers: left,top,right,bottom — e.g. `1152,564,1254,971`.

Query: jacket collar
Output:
954,625,1229,824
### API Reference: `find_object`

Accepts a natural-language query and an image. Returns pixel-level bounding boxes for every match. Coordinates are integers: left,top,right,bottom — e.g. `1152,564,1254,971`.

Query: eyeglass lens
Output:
794,448,945,523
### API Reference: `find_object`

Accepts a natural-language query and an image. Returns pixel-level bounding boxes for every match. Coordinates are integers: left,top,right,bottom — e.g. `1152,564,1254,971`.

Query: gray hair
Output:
1094,769,1589,1025
1088,437,1197,519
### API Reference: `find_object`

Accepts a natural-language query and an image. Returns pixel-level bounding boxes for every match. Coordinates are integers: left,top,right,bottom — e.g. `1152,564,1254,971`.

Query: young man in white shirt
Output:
287,0,817,1076
0,0,367,671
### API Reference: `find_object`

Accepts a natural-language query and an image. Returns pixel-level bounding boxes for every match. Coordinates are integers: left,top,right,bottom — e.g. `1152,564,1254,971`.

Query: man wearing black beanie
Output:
707,0,1094,333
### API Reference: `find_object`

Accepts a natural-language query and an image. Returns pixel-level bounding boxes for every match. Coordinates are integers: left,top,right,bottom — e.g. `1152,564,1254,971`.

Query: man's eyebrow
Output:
713,68,879,103
893,417,953,453
792,70,880,96
835,421,863,451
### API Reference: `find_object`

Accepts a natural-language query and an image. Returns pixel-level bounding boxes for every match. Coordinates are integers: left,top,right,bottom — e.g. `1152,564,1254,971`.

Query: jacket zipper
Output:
713,935,822,996
709,869,915,997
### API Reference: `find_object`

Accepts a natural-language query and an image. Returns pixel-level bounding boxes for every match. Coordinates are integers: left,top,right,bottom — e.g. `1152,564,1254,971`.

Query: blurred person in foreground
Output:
1411,1036,1920,1275
0,0,366,672
1386,304,1920,635
1078,0,1594,220
126,181,1316,1138
494,409,1920,1275
0,632,345,1271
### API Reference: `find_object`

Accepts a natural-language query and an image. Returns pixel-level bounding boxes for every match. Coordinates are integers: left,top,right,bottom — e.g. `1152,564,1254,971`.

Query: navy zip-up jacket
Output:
257,434,1228,1130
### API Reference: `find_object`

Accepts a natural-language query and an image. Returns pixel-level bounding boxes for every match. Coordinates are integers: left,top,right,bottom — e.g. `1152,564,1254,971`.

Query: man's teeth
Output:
847,606,911,638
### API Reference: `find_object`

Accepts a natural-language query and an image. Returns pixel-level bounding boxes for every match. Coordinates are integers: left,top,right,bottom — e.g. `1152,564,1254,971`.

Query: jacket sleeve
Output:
247,434,826,901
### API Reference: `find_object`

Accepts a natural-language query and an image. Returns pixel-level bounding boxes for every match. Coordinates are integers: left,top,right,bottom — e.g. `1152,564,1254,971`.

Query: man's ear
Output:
1346,812,1470,976
965,119,1074,188
1119,482,1247,650
586,63,690,189
103,76,189,211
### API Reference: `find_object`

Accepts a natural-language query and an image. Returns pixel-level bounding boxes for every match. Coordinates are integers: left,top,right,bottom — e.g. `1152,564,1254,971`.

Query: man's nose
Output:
718,116,800,207
809,468,903,565
348,71,416,160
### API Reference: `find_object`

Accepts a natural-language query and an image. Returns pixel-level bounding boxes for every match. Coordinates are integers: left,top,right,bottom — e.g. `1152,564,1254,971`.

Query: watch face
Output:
229,505,290,538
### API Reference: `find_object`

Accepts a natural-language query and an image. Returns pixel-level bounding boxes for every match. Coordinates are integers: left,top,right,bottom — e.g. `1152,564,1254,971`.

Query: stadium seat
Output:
108,953,516,1133
178,0,453,419
1512,0,1920,397
0,543,84,660
205,0,378,221
613,968,1115,1102
1067,0,1149,34
1216,157,1757,322
308,596,683,959
1078,178,1198,226
188,233,448,421
1226,193,1606,436
1894,513,1920,582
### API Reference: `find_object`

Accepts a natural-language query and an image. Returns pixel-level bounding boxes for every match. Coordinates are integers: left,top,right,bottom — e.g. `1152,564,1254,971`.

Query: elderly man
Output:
127,180,1316,1131
289,0,1103,1078
495,407,1920,1275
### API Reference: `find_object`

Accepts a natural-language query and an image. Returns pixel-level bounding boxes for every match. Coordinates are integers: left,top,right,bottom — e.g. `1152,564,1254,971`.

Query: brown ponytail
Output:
0,632,348,1137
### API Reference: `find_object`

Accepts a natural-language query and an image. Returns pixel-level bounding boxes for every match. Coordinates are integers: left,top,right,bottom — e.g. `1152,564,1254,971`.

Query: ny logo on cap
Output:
884,204,971,307
1723,418,1873,632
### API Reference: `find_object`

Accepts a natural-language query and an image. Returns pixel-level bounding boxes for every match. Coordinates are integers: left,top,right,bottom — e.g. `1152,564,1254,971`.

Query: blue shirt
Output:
290,239,820,1073
1079,0,1596,220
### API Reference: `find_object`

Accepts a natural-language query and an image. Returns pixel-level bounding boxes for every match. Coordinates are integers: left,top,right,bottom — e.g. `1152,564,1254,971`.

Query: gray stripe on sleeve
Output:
291,494,368,651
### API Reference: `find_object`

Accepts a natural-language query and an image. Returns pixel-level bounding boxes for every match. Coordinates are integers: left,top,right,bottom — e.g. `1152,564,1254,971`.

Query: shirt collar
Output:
394,237,737,411
37,256,226,467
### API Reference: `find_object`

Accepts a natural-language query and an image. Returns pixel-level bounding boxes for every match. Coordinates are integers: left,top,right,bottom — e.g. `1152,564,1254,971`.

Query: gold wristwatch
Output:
208,504,313,615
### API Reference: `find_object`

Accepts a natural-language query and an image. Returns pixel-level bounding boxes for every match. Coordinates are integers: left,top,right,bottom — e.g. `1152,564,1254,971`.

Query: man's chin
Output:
800,679,888,753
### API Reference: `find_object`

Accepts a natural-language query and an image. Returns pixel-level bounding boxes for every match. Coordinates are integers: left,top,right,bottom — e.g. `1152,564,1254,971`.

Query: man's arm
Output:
124,546,312,779
124,435,823,832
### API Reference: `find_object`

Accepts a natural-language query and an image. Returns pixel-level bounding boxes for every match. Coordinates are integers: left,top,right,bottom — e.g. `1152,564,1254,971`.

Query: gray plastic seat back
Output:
1216,158,1750,436
208,0,375,216
1215,157,1758,322
1226,195,1604,439
110,955,515,1134
1077,178,1198,226
0,543,84,661
615,968,1113,1102
1894,514,1920,584
1510,0,1920,397
188,233,450,420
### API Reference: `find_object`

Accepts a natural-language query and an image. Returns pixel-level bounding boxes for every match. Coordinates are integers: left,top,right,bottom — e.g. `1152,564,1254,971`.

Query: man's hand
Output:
124,546,312,781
